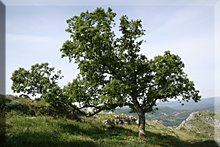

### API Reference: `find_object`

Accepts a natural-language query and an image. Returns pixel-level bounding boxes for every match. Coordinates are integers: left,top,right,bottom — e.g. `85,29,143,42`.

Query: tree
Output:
10,63,72,115
11,63,107,117
11,63,62,97
60,7,200,138
11,7,200,139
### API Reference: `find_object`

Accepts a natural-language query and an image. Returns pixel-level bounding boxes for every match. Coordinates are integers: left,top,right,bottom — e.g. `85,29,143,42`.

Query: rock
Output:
103,114,137,126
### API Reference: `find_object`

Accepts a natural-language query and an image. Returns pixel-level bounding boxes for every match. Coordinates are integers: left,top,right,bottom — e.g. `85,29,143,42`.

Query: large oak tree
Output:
11,7,200,138
60,7,200,138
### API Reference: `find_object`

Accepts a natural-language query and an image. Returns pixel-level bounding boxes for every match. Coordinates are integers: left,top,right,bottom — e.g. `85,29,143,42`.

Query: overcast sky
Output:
4,1,219,98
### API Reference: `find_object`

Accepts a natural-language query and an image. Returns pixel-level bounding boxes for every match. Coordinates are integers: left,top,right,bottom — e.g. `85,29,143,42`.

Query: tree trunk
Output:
138,112,145,139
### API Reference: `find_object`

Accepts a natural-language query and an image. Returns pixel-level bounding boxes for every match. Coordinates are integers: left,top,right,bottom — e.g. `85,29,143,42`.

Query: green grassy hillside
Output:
5,112,220,147
3,112,219,147
1,95,219,147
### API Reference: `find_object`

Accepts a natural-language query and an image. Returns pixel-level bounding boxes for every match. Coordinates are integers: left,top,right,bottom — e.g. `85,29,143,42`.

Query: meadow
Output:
1,95,219,147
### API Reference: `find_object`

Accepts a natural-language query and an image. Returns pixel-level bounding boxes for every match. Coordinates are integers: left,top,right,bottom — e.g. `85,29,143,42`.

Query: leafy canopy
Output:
60,7,200,114
11,7,200,117
11,63,63,97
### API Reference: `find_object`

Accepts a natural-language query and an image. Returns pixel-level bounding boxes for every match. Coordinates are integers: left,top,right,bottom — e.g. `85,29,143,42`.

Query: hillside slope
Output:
2,95,220,147
177,111,219,138
4,112,219,147
177,111,220,145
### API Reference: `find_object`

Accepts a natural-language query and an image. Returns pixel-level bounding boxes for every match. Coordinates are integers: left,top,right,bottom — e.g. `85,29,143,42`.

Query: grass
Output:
5,113,141,147
2,96,219,146
3,111,219,147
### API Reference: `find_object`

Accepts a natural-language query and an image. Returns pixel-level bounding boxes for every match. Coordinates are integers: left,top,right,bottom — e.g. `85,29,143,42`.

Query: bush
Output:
5,95,79,120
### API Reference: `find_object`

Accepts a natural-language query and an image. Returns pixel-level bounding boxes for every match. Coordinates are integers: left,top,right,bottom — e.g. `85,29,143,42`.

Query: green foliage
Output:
4,95,82,122
10,63,76,116
5,95,52,117
150,51,200,102
60,7,200,117
11,63,63,97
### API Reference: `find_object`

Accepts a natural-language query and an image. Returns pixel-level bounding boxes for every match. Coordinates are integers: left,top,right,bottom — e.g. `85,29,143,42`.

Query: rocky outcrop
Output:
176,111,220,138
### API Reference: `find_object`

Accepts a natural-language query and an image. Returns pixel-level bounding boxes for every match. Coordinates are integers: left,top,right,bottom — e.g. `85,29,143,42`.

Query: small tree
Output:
60,8,200,138
11,63,62,96
11,63,71,115
11,63,105,117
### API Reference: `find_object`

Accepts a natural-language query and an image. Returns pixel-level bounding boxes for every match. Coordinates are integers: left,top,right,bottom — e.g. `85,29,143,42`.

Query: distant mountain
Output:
114,97,220,127
157,97,218,111
215,97,220,112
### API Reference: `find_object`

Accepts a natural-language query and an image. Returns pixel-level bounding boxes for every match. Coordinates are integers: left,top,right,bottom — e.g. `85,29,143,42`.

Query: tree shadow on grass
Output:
59,122,137,140
144,130,190,147
4,131,97,147
191,140,219,147
4,121,219,147
59,122,219,146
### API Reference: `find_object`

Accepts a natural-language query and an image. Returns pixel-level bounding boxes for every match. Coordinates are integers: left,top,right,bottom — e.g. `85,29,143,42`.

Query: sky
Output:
3,1,219,99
